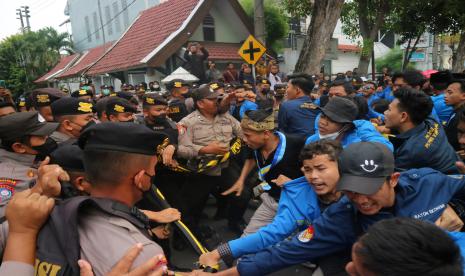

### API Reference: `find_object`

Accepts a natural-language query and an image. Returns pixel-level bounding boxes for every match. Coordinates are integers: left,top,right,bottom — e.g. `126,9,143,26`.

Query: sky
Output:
0,0,69,41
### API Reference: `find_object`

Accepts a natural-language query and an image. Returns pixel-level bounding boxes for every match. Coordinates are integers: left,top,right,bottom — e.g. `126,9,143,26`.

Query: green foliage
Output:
281,0,312,17
0,28,72,96
375,47,414,73
239,0,289,52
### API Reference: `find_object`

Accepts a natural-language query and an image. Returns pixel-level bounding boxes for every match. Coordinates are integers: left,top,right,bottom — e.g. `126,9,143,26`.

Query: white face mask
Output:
319,131,339,140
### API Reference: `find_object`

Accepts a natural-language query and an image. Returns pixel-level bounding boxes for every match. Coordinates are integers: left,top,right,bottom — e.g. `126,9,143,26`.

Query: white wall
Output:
331,51,360,75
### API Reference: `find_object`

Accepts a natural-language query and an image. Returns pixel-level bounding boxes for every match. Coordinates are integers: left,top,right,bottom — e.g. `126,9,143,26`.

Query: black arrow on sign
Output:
243,40,261,61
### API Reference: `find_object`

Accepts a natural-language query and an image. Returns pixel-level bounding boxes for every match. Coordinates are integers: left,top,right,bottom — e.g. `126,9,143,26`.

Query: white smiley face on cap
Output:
361,160,378,173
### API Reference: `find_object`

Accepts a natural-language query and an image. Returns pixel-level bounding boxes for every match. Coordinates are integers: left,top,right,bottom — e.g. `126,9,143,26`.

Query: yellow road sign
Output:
238,35,266,65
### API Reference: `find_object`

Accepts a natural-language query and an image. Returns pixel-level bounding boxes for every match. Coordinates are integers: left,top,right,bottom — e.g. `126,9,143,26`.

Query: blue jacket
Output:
375,86,395,102
278,95,320,136
449,231,465,275
237,168,465,275
306,119,394,151
432,93,454,125
389,119,460,174
229,100,257,120
229,177,320,258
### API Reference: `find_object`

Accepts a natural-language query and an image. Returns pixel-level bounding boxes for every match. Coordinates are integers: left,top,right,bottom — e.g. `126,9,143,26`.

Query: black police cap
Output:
105,97,137,115
0,111,58,141
71,89,94,98
116,91,137,101
78,122,168,156
143,94,167,106
51,97,95,117
50,144,85,172
32,88,68,107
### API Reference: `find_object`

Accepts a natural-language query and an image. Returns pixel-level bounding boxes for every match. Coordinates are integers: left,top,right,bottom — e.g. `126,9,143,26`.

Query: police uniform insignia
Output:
78,102,93,113
262,80,268,84
114,104,125,113
0,179,17,202
300,103,317,110
210,83,219,90
19,101,26,107
37,94,50,103
298,225,314,243
169,106,180,114
79,89,87,95
146,97,155,105
27,169,35,178
174,82,182,88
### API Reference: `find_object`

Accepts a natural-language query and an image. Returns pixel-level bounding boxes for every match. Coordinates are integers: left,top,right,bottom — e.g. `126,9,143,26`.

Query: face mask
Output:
32,137,58,160
318,132,340,140
153,85,160,89
153,114,167,125
262,88,270,94
181,90,193,98
102,89,110,96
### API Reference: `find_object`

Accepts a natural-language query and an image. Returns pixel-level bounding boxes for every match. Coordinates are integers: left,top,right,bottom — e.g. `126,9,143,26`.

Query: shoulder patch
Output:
0,179,18,202
297,225,314,243
300,103,318,110
177,124,187,136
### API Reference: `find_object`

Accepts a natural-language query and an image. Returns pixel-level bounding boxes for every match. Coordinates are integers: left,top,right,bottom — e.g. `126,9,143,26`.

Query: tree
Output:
375,47,415,73
239,0,289,52
340,0,390,75
442,0,465,72
0,28,73,96
287,0,344,74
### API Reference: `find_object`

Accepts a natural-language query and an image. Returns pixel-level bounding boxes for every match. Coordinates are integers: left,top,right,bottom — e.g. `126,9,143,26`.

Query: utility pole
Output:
97,0,107,45
16,8,25,34
254,0,266,46
21,6,31,31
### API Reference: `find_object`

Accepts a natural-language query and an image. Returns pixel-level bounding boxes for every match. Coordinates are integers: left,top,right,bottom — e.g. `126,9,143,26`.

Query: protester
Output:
184,42,209,83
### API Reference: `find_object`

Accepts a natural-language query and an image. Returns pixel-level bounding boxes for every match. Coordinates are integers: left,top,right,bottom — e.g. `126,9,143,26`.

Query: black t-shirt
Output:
248,134,306,200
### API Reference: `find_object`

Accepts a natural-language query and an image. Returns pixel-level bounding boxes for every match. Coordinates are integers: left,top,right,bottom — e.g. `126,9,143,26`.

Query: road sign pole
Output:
252,65,256,83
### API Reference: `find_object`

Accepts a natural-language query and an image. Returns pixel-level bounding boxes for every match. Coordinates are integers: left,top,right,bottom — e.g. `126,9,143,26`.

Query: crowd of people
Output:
1,49,465,276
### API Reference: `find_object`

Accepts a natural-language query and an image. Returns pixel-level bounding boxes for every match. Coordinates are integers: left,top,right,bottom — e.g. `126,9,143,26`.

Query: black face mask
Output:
32,137,58,160
153,114,167,125
262,88,270,94
181,89,193,99
81,120,96,133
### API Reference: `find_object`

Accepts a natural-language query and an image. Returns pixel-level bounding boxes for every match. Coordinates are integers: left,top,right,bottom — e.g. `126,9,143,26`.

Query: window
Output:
93,12,100,40
105,5,113,35
203,14,215,42
121,0,129,28
113,2,121,33
84,16,92,42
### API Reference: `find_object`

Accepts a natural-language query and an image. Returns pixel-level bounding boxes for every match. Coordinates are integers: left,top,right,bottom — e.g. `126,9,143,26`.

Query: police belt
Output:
170,137,242,173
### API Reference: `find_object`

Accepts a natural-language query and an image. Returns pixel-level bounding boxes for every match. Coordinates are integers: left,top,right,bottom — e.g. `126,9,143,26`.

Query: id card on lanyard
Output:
254,131,287,191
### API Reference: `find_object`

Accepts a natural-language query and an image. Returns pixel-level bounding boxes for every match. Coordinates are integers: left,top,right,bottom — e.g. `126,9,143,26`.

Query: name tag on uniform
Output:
300,103,317,110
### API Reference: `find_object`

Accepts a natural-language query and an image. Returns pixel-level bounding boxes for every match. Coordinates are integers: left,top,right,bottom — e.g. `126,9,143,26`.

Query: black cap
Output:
209,82,224,91
257,78,271,85
170,79,189,89
95,97,110,115
32,88,68,107
71,89,94,98
50,144,85,172
51,97,95,117
193,84,220,101
78,122,168,156
116,91,137,102
337,142,394,195
319,97,358,124
0,111,58,141
143,94,167,106
105,97,137,115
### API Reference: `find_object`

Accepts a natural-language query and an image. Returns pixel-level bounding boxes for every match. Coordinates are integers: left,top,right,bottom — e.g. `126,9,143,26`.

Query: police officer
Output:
0,112,59,215
50,97,95,144
105,97,137,122
223,142,465,275
167,79,193,122
272,84,286,126
255,78,274,109
32,88,67,122
34,122,168,276
177,84,245,238
278,73,319,136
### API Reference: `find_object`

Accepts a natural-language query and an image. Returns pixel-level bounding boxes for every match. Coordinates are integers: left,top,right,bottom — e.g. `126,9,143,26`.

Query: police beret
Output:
51,97,95,117
116,91,137,101
78,122,168,156
17,96,26,108
170,79,189,89
143,94,167,106
257,78,271,85
95,97,110,115
105,97,137,115
209,82,224,91
193,84,219,101
71,89,94,98
32,88,68,107
50,144,85,172
0,111,58,141
230,82,244,89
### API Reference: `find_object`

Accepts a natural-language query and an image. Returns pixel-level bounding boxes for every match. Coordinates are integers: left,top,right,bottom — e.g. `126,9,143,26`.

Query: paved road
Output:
169,198,314,275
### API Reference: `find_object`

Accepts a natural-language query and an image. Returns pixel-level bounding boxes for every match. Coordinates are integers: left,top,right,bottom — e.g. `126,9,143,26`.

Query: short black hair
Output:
392,70,425,88
371,99,390,114
347,96,368,120
288,73,315,95
393,87,433,125
83,149,152,187
331,79,355,95
356,218,463,276
0,101,15,109
299,140,342,163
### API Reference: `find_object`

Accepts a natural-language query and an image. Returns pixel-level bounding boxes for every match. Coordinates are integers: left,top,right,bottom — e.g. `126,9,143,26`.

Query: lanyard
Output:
254,131,287,184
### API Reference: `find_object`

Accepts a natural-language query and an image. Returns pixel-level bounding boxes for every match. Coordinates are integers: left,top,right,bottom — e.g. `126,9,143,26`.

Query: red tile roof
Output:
203,42,242,60
338,44,361,52
87,0,201,75
35,54,80,83
58,42,114,79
